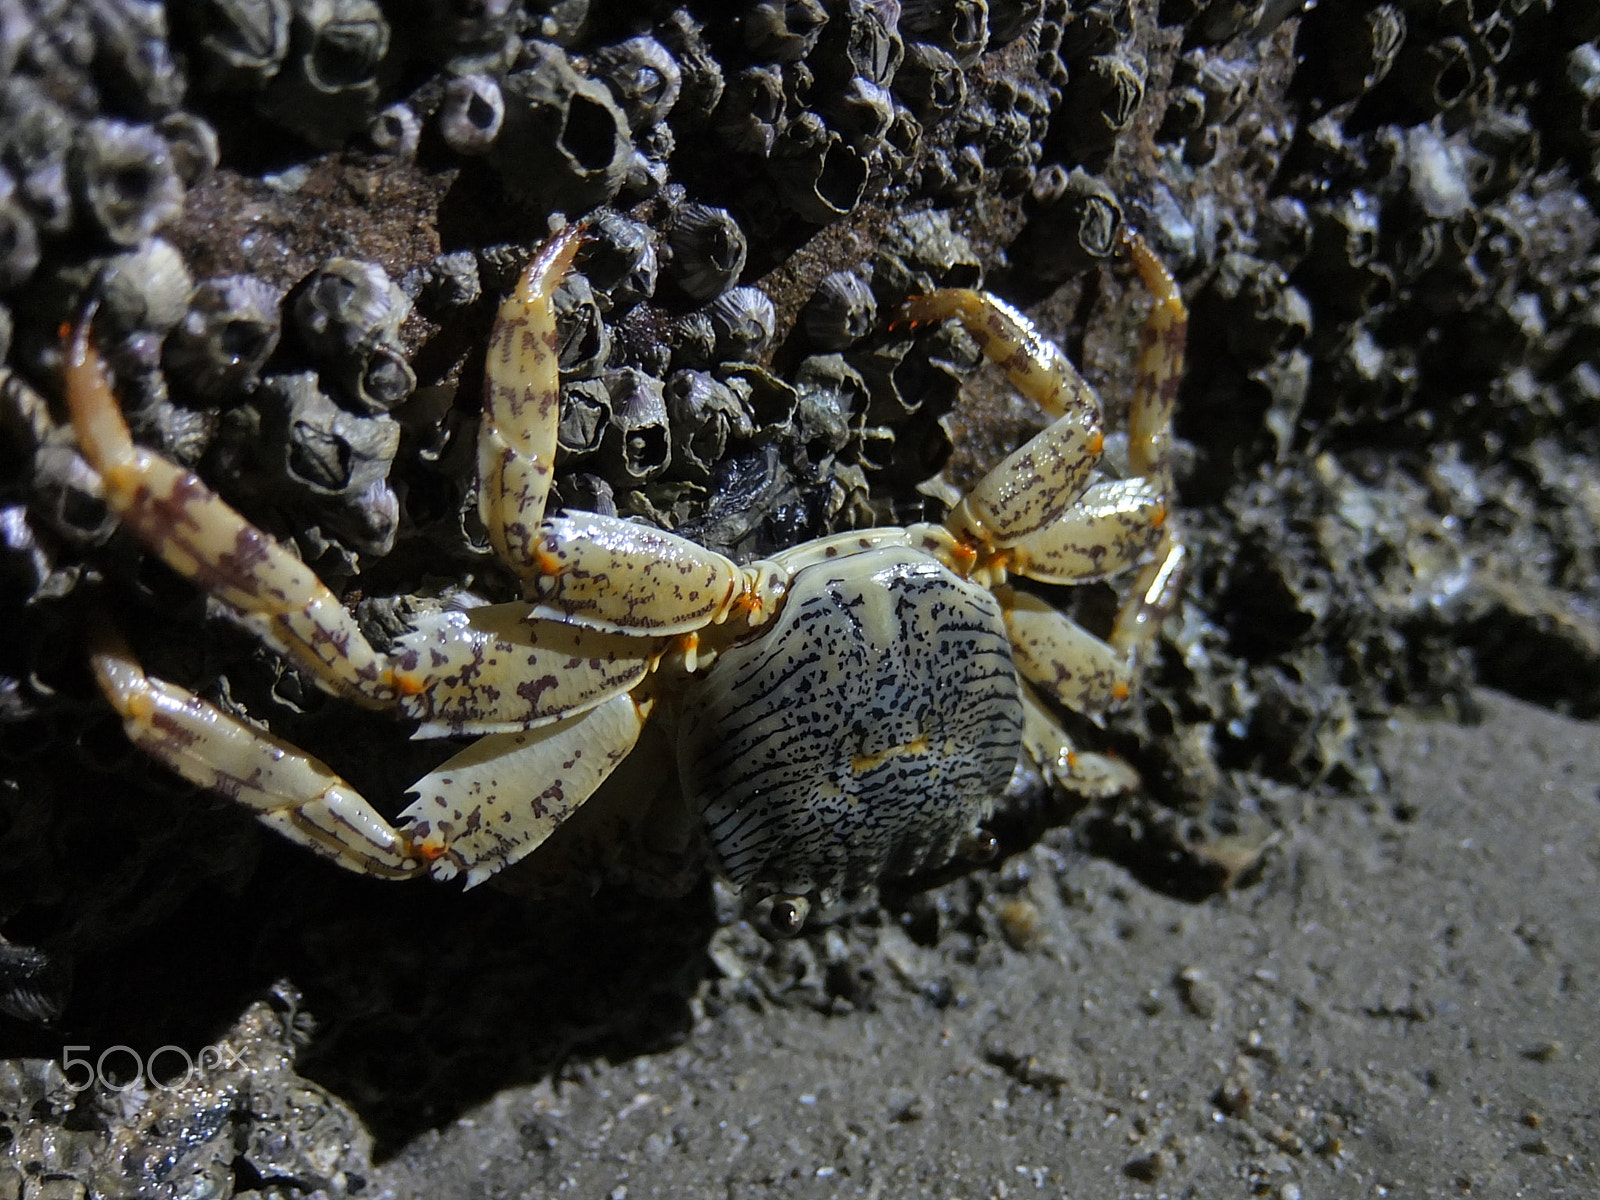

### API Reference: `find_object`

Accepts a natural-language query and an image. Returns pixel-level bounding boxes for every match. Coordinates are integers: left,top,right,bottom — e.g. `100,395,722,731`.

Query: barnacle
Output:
550,270,611,377
665,369,749,482
895,43,968,124
593,36,682,129
257,0,392,147
557,377,611,460
164,274,283,398
714,64,787,156
1467,109,1539,202
1054,49,1146,168
182,0,292,91
0,202,40,292
873,208,982,301
1393,35,1478,121
812,0,904,91
256,370,400,555
803,270,878,350
666,308,718,369
157,113,221,185
89,0,185,116
771,129,870,221
1293,2,1405,105
666,203,747,302
94,238,194,336
707,286,777,363
658,8,724,120
365,101,421,160
902,0,991,67
988,0,1044,44
598,366,671,483
792,353,867,465
70,118,185,247
491,42,632,213
580,211,658,311
823,75,895,155
1056,0,1129,61
437,74,505,155
291,258,414,415
1014,165,1123,282
739,1,825,64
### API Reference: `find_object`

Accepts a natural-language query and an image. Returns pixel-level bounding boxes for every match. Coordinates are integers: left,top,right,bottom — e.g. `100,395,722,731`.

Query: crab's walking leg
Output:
398,692,648,888
1020,684,1138,798
918,237,1189,775
528,512,787,636
1123,230,1187,484
901,289,1105,544
1108,230,1188,660
999,586,1133,717
88,621,421,877
479,225,584,584
64,321,401,706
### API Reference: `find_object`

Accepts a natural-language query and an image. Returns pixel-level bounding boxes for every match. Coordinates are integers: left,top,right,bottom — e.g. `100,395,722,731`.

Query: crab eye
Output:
766,895,811,938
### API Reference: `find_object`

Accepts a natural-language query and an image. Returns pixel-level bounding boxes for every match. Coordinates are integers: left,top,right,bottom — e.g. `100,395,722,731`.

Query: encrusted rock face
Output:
4,0,1600,1185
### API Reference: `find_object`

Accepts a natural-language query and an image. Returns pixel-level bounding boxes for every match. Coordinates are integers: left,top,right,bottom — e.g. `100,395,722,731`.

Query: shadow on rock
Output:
1,754,716,1156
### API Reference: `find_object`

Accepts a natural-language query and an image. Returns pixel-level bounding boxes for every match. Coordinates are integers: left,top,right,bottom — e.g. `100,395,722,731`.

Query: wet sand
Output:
369,690,1599,1198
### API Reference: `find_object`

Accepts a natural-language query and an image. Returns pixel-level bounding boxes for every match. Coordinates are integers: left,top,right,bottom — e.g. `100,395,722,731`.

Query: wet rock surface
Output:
1,0,1598,1194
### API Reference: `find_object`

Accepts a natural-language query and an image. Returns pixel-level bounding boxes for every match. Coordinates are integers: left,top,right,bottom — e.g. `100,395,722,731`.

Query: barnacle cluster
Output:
1130,0,1600,823
3,0,1600,1183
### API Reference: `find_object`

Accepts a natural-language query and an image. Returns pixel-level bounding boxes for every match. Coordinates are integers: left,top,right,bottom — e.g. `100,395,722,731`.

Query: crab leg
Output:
528,513,787,637
1004,477,1168,585
999,587,1133,717
1098,232,1189,657
902,288,1105,545
64,321,401,707
1123,230,1187,484
398,692,647,888
390,601,670,737
1020,684,1138,799
88,621,421,877
479,225,584,586
1110,534,1187,657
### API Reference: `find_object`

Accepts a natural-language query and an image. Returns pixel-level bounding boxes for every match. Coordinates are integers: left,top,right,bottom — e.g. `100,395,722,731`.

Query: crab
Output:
62,223,1187,932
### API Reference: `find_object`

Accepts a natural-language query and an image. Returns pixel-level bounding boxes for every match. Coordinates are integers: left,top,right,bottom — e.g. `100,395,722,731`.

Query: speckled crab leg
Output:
1122,229,1187,485
63,316,402,707
1020,683,1138,799
527,512,788,640
397,692,648,888
478,224,583,586
999,586,1134,716
900,288,1105,548
64,315,668,739
88,620,422,878
489,233,790,641
1108,230,1189,659
911,234,1190,725
1004,237,1193,651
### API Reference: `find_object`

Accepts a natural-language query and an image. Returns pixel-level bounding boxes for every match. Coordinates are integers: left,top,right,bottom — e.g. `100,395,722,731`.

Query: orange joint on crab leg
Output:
533,535,566,577
676,631,701,674
949,537,981,578
976,545,1012,585
386,668,428,698
727,561,786,630
409,832,453,864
